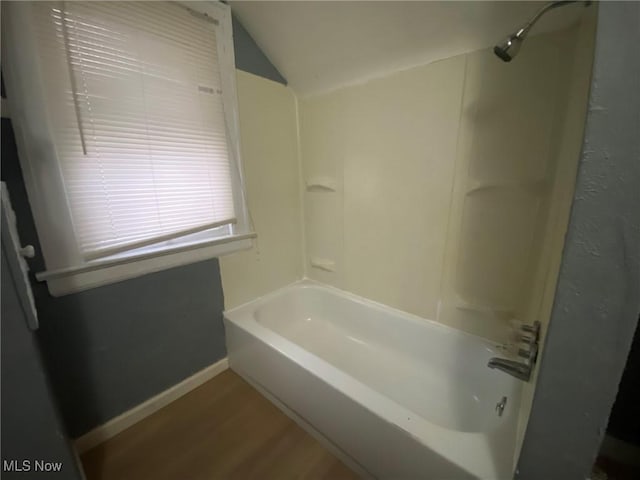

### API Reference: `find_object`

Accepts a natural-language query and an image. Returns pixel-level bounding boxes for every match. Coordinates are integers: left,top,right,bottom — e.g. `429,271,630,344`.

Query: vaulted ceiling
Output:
230,1,586,96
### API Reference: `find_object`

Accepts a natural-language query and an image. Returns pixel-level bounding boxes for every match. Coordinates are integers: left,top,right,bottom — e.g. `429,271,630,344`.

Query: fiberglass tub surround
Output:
225,280,521,479
221,4,597,479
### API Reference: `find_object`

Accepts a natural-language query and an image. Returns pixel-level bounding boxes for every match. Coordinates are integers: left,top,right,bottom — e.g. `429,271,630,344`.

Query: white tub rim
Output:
225,277,505,349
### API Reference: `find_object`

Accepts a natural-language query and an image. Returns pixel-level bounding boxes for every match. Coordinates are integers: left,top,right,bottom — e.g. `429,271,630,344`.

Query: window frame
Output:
2,0,254,296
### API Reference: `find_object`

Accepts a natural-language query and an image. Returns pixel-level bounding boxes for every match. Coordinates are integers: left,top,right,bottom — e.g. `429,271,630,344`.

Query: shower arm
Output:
515,1,582,39
494,0,591,62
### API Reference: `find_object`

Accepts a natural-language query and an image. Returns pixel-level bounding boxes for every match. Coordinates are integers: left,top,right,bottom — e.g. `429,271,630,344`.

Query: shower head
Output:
494,1,588,62
494,29,526,63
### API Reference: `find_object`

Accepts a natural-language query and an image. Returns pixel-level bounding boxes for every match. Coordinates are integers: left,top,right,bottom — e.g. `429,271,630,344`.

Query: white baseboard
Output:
74,357,229,454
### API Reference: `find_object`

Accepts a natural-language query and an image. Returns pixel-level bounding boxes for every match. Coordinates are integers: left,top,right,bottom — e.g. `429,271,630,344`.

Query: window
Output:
2,1,254,295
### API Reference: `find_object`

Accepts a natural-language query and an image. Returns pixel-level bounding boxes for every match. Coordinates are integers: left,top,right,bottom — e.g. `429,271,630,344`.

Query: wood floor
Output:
81,370,360,480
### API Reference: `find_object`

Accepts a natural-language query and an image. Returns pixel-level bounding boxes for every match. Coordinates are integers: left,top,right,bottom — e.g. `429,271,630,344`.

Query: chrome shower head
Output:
494,30,526,63
493,1,588,63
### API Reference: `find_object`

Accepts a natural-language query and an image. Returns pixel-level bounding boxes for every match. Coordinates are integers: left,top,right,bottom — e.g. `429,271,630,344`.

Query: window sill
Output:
36,233,256,297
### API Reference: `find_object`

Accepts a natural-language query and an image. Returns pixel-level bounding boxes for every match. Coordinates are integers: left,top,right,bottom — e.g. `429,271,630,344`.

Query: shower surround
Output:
221,13,596,480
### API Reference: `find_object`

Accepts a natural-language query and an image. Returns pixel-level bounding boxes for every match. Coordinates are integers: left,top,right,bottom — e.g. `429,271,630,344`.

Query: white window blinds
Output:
33,1,237,260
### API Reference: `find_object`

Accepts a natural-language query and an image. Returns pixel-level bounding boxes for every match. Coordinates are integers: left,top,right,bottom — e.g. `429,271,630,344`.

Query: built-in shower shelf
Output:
306,176,338,192
465,178,549,196
455,296,514,318
310,257,336,272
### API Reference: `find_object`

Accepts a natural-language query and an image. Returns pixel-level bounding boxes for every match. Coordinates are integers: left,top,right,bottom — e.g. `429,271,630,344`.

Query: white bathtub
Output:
224,280,521,479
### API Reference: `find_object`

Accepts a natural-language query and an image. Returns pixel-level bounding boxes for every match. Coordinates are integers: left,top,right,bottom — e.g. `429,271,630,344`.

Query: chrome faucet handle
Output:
520,321,541,342
519,333,535,344
518,343,539,364
520,321,541,334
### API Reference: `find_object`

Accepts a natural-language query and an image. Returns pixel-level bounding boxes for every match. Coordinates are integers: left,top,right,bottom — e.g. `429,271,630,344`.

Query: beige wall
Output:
439,28,584,341
514,10,597,461
221,26,593,347
300,56,465,320
298,27,592,341
219,71,303,308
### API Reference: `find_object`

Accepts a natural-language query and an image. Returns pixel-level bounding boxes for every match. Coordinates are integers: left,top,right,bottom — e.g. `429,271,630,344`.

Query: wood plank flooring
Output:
81,370,360,480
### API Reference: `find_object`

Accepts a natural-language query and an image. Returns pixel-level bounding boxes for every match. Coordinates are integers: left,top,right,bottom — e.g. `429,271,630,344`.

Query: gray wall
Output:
233,13,286,85
2,119,227,438
1,245,83,479
516,2,640,479
0,16,285,439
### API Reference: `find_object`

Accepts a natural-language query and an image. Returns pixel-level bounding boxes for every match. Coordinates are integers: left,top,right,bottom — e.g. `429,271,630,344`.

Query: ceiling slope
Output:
231,1,585,96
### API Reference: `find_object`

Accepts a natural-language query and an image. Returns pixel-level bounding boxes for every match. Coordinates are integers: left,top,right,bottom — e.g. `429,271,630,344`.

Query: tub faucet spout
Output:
487,358,532,381
489,321,540,382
